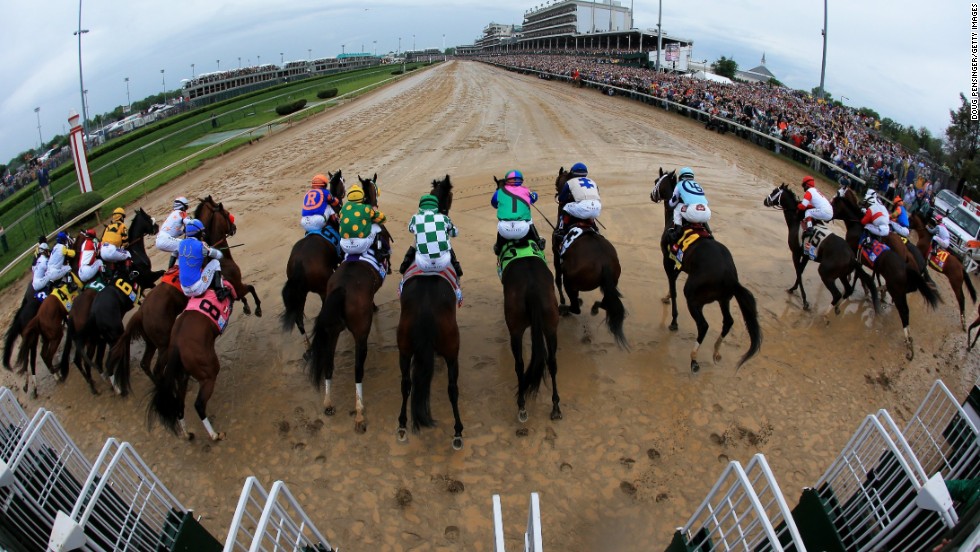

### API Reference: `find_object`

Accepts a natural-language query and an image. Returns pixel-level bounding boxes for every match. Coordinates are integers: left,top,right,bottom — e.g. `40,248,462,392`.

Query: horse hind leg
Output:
396,353,412,443
511,333,529,423
352,337,369,434
686,301,710,373
712,299,736,364
194,378,225,441
446,356,464,450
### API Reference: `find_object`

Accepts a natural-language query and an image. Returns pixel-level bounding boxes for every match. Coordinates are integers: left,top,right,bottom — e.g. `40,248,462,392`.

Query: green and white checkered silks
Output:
411,212,456,259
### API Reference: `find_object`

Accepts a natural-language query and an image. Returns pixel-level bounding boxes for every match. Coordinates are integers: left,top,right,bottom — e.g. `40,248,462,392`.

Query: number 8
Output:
199,299,222,321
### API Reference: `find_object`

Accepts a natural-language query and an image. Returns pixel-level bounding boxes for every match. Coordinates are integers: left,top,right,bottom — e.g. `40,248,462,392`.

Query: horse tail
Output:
308,286,345,387
733,283,762,370
524,287,548,398
410,299,437,431
108,310,144,396
3,310,25,371
964,268,978,304
148,341,183,435
280,262,306,333
15,315,41,372
907,265,940,309
599,265,629,350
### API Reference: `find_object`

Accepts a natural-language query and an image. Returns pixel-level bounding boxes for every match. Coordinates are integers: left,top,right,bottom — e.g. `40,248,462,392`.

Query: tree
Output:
767,76,784,87
711,56,737,79
944,92,980,197
811,86,831,100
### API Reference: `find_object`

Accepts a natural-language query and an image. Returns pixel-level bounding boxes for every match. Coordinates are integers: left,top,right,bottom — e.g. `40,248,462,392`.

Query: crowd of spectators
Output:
476,53,947,195
0,146,72,201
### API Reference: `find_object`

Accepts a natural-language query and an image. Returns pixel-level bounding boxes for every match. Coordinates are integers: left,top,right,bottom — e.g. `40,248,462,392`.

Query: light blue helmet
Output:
185,218,205,237
570,162,588,176
679,167,695,180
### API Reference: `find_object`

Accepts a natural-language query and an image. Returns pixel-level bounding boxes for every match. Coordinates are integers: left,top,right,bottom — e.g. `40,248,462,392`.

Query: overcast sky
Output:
0,0,968,166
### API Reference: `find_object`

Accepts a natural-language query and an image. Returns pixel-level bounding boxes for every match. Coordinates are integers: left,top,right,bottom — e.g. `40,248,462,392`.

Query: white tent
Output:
684,70,734,85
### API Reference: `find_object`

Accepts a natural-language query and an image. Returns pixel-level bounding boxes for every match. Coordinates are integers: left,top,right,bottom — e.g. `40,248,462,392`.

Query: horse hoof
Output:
591,302,601,316
834,305,841,315
558,306,571,316
518,409,529,424
668,322,678,332
187,432,196,441
713,353,722,363
661,296,671,304
802,302,810,311
905,347,914,361
324,406,336,416
691,360,701,373
212,432,226,442
30,389,37,400
452,436,463,451
550,408,563,421
255,307,263,317
355,421,367,434
397,427,408,442
302,350,312,363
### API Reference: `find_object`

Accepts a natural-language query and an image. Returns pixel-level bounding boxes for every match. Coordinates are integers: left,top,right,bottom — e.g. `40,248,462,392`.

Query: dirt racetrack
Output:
1,60,978,551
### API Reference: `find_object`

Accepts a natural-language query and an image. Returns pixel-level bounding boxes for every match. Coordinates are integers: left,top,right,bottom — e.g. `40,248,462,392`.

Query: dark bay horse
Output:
281,170,346,342
396,176,464,449
763,184,879,314
909,209,977,330
307,176,387,433
552,167,627,349
105,197,257,393
147,287,237,441
494,175,562,423
831,192,940,359
968,303,980,349
650,168,762,372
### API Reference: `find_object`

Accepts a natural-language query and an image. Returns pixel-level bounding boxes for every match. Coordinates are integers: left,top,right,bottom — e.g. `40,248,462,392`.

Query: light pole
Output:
398,37,401,55
839,95,848,105
238,56,241,69
74,0,89,136
191,63,195,78
124,77,130,111
655,0,662,72
818,0,828,99
257,54,261,65
83,90,89,124
280,52,284,65
216,59,220,70
442,34,445,52
373,40,377,56
34,107,42,150
160,69,166,104
341,44,345,55
413,34,415,52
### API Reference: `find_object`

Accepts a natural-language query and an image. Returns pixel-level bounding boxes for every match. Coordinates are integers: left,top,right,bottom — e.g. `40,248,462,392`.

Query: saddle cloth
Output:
497,240,547,280
398,263,462,306
186,281,237,334
343,248,387,281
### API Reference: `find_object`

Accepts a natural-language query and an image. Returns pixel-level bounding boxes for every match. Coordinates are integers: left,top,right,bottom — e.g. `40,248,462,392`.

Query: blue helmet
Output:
56,231,69,244
185,218,205,237
679,167,695,180
505,170,523,184
570,162,588,176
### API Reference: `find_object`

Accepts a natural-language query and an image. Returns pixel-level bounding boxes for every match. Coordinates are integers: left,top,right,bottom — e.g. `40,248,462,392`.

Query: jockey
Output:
927,215,951,253
667,166,711,243
177,219,229,300
77,228,103,284
399,193,464,277
100,207,132,263
860,189,890,246
888,196,911,238
31,241,51,293
45,231,78,291
492,170,545,255
301,173,342,236
556,162,602,237
338,183,389,266
797,175,833,238
156,196,190,268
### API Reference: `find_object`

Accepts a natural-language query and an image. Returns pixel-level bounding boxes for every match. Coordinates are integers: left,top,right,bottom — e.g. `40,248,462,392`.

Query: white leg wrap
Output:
178,418,188,435
324,379,331,401
202,418,218,440
356,382,364,410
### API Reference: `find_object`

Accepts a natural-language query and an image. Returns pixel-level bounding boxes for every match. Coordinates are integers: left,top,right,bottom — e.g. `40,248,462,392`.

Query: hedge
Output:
56,191,105,225
275,99,308,116
316,88,339,99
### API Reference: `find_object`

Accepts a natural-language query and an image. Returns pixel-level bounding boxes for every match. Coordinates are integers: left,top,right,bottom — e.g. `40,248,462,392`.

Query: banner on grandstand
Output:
665,44,680,62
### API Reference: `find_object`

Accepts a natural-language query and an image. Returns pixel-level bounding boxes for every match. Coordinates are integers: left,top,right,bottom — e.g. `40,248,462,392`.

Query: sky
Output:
0,0,969,167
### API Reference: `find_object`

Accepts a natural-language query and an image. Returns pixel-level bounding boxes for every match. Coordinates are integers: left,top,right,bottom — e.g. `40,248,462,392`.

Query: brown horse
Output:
650,168,762,373
968,302,980,349
552,167,627,349
281,170,346,343
494,175,562,423
105,196,259,394
147,288,236,441
396,176,464,449
908,209,977,330
763,183,880,314
307,175,387,433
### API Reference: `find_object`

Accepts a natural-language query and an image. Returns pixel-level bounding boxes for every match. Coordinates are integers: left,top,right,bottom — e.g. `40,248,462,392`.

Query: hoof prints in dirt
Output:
620,481,638,497
710,421,774,448
395,488,413,508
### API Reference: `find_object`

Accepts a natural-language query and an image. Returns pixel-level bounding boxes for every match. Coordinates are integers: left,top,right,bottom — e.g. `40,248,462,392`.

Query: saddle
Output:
669,226,712,270
858,236,890,268
49,273,84,313
928,247,951,272
343,247,388,281
497,240,547,280
305,226,343,256
161,265,183,290
399,262,462,306
558,222,599,258
186,282,237,334
799,223,831,260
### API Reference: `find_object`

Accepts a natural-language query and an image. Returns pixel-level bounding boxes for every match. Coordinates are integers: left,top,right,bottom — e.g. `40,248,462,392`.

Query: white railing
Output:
492,493,542,552
0,386,29,462
224,477,335,552
902,379,980,481
672,455,803,551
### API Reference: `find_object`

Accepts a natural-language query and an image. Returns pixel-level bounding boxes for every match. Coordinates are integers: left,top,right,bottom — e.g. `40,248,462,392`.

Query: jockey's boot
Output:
665,226,681,245
528,224,546,250
398,246,417,275
450,249,463,279
802,219,815,239
65,278,78,293
168,253,177,269
493,234,505,256
213,272,232,301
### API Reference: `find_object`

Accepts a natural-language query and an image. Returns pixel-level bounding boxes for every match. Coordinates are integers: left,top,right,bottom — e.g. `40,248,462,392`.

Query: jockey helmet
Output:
863,189,878,205
505,170,524,185
311,174,328,188
83,228,97,239
679,167,695,180
173,197,189,211
346,184,365,203
894,196,903,206
570,163,588,176
36,242,50,253
801,176,815,189
419,194,439,212
56,231,69,244
184,219,205,237
112,207,126,218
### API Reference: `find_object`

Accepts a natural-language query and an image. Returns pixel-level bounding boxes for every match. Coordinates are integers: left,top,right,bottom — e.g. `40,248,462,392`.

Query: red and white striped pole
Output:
68,109,93,193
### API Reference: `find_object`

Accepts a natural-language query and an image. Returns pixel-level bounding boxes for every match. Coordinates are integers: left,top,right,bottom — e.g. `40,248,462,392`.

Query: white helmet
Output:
173,197,189,211
863,189,878,205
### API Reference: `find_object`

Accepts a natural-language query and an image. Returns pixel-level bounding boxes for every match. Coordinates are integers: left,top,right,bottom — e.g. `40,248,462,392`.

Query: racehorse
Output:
281,170,346,342
552,167,627,349
908,209,977,330
307,175,388,433
104,197,258,394
147,284,237,441
831,191,940,360
763,184,879,314
396,175,464,449
840,187,931,277
968,302,980,349
62,208,159,394
649,168,762,373
494,175,562,423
